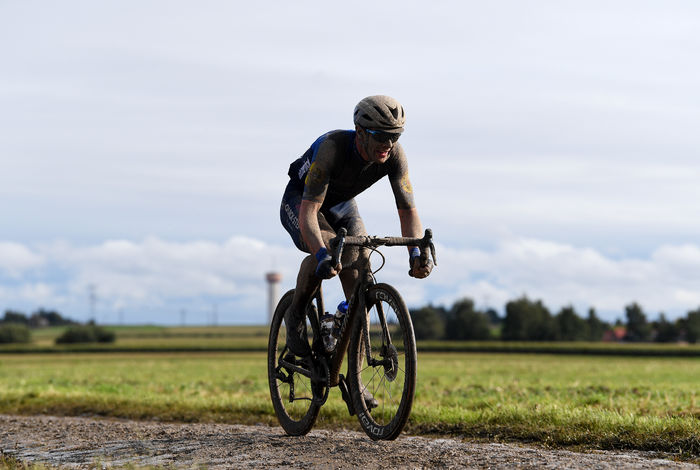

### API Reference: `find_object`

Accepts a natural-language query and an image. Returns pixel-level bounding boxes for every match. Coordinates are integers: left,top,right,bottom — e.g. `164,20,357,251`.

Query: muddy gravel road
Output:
1,415,697,469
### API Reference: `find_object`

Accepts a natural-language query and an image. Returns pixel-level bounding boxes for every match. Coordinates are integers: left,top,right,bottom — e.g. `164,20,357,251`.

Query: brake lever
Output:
429,242,437,266
331,227,347,266
420,228,437,266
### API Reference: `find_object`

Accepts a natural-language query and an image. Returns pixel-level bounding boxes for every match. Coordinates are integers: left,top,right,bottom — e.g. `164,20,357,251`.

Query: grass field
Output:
5,325,270,351
1,350,698,460
4,325,700,356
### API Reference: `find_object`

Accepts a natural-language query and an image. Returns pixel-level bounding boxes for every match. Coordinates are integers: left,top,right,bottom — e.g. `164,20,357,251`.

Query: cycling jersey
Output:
281,129,415,253
287,130,415,211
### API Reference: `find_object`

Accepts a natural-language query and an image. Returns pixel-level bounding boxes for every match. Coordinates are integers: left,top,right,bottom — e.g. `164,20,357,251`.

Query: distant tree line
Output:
0,309,114,344
1,308,77,327
54,323,115,344
410,296,700,344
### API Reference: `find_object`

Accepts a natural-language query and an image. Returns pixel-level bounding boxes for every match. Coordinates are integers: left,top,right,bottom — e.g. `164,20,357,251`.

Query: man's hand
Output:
315,247,341,279
409,248,433,279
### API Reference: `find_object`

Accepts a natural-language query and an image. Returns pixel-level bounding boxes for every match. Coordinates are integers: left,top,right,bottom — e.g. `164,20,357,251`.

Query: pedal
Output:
338,374,355,416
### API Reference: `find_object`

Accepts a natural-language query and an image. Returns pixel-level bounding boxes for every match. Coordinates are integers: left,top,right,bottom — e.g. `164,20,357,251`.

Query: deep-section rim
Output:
348,283,417,440
267,289,321,436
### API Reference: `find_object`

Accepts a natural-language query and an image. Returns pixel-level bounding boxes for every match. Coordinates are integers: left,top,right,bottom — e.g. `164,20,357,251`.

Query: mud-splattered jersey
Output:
286,130,415,211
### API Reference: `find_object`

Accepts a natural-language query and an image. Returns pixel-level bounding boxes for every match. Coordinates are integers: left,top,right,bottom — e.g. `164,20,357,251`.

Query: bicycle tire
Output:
267,289,321,436
347,283,417,440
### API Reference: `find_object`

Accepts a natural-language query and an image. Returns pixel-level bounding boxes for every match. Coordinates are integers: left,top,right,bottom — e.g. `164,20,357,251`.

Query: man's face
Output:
357,127,401,163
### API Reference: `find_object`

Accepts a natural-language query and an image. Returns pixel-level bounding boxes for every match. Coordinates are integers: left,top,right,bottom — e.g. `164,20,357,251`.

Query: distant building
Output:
602,326,626,342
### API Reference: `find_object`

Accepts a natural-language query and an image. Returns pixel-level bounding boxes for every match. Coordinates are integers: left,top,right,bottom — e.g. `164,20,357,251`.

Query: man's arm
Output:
299,199,326,256
398,207,432,278
386,148,423,258
398,207,423,244
299,141,341,278
300,199,341,278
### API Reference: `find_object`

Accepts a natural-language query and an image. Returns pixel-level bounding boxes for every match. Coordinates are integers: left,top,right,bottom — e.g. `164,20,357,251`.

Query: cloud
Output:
48,236,304,320
0,242,45,277
426,238,700,320
3,1,700,249
2,2,700,324
2,236,699,324
0,237,305,323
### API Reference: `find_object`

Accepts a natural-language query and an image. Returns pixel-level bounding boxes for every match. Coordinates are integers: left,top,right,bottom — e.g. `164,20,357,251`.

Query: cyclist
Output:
279,95,434,359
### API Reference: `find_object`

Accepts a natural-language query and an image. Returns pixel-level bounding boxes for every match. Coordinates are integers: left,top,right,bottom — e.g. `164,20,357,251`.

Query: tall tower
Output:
265,272,282,324
88,284,97,324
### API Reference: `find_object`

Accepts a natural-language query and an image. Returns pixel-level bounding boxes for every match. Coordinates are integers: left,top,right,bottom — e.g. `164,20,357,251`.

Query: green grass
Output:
0,325,271,352
4,325,700,356
409,353,700,458
0,454,160,470
418,340,700,356
0,352,698,459
0,455,45,470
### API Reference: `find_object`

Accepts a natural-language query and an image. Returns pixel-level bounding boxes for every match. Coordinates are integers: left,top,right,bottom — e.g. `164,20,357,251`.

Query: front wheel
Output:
267,289,321,436
348,283,417,440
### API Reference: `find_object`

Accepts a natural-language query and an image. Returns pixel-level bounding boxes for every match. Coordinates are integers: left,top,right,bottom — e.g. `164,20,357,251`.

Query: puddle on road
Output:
4,439,210,469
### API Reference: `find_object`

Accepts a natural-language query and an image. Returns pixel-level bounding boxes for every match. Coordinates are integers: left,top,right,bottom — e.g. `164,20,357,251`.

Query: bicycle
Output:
267,227,437,440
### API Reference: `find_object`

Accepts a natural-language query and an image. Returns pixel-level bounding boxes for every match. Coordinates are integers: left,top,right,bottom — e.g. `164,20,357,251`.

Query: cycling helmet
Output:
353,95,405,132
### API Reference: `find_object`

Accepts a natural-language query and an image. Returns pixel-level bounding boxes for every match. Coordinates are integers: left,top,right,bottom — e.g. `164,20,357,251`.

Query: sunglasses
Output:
365,128,401,143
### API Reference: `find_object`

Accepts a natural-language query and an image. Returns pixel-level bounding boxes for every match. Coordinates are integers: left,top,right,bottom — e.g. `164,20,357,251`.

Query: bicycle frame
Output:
278,227,436,388
325,269,372,387
317,227,436,387
269,226,436,439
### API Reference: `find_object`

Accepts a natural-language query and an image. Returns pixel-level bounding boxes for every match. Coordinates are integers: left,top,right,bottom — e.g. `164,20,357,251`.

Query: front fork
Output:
361,284,398,379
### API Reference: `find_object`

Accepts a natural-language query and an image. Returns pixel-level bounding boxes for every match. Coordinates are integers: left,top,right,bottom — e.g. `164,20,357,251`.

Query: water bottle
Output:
321,300,348,353
320,312,336,352
332,301,349,340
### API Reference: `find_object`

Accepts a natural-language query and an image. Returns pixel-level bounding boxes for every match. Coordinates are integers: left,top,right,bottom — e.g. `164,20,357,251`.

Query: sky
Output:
1,1,700,325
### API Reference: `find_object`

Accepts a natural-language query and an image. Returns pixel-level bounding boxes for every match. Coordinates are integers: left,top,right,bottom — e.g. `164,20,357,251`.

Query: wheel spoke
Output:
360,364,382,392
349,284,416,439
267,290,321,436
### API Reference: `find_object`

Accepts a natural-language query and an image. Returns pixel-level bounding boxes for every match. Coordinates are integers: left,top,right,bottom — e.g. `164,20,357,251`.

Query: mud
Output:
1,415,697,469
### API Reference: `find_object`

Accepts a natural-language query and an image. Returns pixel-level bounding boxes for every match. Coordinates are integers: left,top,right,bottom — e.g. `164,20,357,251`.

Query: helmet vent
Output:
354,95,406,131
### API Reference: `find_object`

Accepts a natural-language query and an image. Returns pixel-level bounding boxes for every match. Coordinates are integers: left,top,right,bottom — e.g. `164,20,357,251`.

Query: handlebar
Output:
330,228,437,267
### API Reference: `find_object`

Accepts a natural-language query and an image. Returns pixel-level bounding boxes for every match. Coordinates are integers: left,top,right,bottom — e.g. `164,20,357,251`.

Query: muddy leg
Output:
285,218,338,356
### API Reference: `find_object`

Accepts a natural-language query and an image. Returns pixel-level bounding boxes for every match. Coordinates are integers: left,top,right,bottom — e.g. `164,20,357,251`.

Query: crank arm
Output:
279,357,313,380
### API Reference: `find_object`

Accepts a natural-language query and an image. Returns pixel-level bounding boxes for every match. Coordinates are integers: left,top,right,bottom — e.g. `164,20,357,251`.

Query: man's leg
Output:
332,209,378,410
325,200,369,301
284,255,317,357
337,230,368,301
284,218,337,357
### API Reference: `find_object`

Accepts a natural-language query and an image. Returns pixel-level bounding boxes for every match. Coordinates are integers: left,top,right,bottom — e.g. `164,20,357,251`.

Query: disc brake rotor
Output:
384,344,399,382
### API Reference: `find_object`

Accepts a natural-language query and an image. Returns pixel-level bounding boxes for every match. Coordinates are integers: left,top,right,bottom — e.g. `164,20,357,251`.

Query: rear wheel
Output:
348,283,417,440
267,289,321,435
